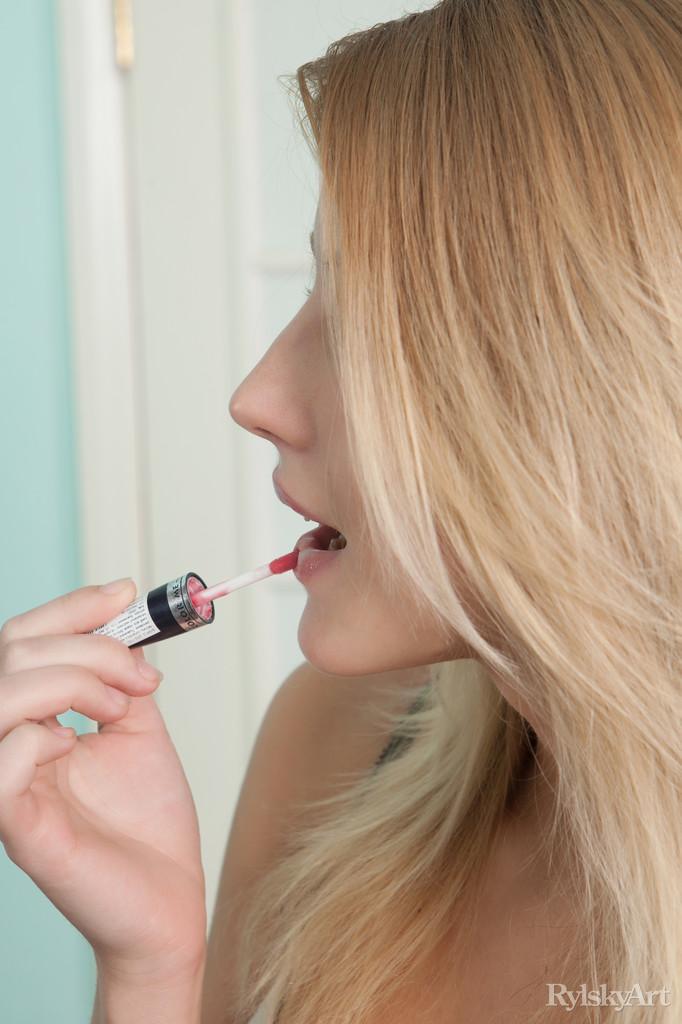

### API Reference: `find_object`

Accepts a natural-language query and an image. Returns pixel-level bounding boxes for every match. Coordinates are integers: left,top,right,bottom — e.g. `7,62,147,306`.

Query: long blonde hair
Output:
229,2,682,1021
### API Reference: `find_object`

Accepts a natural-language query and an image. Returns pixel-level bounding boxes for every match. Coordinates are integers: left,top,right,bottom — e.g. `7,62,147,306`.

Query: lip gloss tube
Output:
88,571,213,649
88,550,299,649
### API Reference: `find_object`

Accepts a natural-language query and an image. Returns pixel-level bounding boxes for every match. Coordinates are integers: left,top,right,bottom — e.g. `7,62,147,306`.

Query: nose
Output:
228,363,279,441
228,331,310,446
228,371,269,439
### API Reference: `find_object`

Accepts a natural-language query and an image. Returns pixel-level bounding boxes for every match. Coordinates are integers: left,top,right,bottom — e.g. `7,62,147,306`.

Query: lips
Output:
295,522,341,552
293,525,347,585
272,474,325,523
273,472,345,534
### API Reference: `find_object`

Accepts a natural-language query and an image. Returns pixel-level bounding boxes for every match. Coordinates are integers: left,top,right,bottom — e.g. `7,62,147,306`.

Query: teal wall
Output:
0,3,95,1021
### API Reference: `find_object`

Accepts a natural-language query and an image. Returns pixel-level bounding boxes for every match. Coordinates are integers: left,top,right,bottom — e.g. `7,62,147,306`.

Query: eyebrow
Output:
309,230,317,260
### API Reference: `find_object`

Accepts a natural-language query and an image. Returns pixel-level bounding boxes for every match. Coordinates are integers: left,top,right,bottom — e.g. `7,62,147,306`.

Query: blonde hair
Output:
229,2,682,1021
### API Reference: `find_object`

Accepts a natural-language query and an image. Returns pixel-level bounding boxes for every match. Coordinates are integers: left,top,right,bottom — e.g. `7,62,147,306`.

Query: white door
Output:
59,0,420,922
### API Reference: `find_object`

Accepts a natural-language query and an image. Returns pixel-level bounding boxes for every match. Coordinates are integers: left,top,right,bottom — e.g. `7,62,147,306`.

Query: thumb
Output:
97,645,166,734
98,651,166,735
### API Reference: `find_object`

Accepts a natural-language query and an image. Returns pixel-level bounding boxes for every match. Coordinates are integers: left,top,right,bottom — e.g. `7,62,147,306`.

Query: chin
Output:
297,614,371,676
296,603,386,675
297,604,442,678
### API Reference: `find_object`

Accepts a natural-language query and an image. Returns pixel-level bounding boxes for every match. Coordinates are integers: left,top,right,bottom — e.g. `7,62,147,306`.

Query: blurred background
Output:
0,1,419,1019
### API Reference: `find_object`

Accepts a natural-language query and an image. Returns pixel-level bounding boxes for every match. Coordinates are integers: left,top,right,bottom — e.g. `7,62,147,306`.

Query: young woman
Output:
0,1,679,1022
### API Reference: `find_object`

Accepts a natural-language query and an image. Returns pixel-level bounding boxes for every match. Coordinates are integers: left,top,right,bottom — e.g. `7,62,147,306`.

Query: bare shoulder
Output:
201,659,431,1023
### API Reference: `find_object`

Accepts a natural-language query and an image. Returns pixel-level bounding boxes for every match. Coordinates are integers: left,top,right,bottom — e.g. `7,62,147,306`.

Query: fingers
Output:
0,632,162,696
0,665,141,741
0,579,137,643
40,716,63,732
0,722,77,852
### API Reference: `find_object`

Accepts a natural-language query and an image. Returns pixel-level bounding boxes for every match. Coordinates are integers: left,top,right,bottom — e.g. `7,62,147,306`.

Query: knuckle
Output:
0,637,28,677
46,663,94,701
88,633,132,675
90,632,128,660
92,635,144,683
89,637,140,685
67,663,100,689
102,685,130,709
59,587,83,611
9,721,39,747
21,720,40,738
78,669,120,702
25,722,48,755
0,618,22,646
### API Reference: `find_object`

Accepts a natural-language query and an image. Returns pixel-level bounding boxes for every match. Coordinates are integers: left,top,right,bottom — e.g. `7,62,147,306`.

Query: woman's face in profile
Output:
229,202,467,676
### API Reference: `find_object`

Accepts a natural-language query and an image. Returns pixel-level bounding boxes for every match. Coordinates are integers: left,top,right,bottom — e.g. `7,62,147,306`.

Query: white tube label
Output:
89,596,160,647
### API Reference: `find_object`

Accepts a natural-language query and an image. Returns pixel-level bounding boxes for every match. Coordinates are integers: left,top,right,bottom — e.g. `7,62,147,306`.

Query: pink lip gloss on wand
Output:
88,550,299,649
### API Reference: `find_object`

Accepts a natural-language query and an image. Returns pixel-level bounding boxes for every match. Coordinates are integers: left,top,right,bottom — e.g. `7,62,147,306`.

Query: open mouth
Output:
296,522,348,552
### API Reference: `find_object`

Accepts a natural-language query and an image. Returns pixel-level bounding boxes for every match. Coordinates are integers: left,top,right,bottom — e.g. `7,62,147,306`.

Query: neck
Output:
508,730,558,831
483,662,558,831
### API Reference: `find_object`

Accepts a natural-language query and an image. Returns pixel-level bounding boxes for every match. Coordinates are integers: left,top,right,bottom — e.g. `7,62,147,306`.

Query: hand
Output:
0,580,207,977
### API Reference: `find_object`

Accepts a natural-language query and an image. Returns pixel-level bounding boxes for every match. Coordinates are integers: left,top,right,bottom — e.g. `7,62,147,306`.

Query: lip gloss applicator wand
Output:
88,549,299,649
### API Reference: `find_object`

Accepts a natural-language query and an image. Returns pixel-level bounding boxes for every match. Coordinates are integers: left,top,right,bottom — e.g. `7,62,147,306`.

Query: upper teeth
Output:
329,534,347,550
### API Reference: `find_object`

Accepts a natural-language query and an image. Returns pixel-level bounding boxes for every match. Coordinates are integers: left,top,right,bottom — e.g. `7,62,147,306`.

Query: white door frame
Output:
56,0,146,596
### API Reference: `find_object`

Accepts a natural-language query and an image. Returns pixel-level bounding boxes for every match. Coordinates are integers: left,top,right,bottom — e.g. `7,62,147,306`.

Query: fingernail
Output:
100,577,134,595
138,661,163,682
